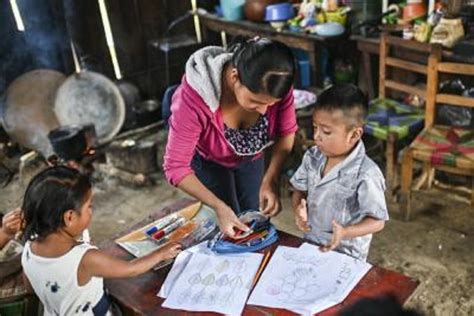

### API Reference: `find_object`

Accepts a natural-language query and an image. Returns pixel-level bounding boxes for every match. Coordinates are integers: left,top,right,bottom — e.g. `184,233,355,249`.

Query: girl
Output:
21,166,181,315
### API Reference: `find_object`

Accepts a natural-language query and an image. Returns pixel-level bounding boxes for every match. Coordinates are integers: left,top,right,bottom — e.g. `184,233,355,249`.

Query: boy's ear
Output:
350,126,363,143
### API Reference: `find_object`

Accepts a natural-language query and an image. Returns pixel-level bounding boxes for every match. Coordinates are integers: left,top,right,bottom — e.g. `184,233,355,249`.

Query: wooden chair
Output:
365,34,438,197
399,48,474,220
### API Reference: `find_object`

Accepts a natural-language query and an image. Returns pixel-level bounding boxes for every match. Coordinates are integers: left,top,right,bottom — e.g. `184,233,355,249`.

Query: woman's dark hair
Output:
229,37,295,99
22,166,92,241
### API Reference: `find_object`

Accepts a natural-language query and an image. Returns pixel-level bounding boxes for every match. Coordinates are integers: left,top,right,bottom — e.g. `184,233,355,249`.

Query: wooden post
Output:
385,132,397,199
425,44,442,128
400,149,414,221
378,34,388,98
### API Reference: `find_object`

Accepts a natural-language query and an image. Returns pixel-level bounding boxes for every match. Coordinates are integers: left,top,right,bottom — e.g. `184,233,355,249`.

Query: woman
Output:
163,37,297,237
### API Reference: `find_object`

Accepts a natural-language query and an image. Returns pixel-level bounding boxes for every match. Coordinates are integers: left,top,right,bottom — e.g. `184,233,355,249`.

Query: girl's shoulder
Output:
24,241,97,260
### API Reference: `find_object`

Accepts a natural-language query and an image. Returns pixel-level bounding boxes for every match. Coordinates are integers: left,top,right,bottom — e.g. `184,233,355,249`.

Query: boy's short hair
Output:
315,84,368,129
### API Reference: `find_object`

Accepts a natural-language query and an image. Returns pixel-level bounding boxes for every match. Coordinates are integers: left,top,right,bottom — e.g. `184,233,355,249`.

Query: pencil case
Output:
208,210,278,254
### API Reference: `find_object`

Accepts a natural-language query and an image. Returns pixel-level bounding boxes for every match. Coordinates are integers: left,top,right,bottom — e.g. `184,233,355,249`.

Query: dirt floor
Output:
1,168,473,316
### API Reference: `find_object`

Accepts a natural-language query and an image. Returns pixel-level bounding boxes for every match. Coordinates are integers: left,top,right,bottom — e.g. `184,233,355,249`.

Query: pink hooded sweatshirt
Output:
163,46,298,186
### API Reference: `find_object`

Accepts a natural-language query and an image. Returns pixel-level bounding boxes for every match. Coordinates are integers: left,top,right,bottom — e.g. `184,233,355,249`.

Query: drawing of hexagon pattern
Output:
265,266,323,304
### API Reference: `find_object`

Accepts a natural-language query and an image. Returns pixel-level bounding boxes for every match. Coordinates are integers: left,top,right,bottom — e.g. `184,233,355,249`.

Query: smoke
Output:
20,0,65,70
0,0,66,95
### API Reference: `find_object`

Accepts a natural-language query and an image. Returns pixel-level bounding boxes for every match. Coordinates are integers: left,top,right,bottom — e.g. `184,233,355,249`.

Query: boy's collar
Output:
337,140,365,172
316,141,365,187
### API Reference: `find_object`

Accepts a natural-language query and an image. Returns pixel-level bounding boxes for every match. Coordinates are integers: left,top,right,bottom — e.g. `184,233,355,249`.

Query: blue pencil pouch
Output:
208,210,278,254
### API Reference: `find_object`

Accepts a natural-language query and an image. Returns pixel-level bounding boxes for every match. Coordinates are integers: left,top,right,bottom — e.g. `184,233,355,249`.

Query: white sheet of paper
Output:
162,251,263,315
158,241,211,298
248,244,372,315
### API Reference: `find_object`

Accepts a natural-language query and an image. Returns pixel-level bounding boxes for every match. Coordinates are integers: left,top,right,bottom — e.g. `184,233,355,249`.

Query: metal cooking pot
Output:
1,69,66,157
48,124,96,162
54,71,125,144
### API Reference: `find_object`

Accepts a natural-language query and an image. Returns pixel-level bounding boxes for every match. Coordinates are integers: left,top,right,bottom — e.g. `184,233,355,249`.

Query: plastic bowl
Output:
265,3,294,21
315,22,345,37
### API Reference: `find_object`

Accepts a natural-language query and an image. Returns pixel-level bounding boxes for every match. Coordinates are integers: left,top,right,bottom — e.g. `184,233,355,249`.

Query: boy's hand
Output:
320,220,345,252
159,242,182,261
294,199,311,232
1,208,23,237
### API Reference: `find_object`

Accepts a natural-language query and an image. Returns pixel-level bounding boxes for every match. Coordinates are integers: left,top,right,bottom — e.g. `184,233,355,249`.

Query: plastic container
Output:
265,3,294,21
220,0,245,21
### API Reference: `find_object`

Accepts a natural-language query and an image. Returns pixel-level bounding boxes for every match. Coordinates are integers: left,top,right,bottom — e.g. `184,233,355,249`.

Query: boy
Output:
290,84,388,261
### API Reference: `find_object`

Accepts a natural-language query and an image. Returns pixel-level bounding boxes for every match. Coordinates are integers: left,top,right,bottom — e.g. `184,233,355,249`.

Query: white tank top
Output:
21,241,107,315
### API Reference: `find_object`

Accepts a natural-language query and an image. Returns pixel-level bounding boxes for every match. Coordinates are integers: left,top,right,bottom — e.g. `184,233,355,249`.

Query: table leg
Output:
308,46,321,88
363,51,375,100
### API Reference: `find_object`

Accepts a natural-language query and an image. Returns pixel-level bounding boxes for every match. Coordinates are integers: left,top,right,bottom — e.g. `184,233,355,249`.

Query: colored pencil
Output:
252,251,271,288
235,230,268,245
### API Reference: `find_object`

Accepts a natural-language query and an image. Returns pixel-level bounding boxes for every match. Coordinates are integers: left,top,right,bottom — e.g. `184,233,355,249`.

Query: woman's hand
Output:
215,204,250,238
259,180,281,217
1,208,23,237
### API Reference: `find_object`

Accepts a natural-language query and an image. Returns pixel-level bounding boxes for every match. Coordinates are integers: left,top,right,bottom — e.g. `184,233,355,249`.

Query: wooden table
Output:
198,13,345,88
102,199,419,315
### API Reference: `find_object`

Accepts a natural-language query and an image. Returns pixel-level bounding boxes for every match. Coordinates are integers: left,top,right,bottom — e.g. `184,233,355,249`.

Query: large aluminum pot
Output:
54,71,125,144
1,69,65,157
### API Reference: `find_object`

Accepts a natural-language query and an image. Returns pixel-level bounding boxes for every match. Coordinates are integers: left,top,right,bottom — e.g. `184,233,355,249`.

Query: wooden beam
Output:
436,94,474,108
438,62,474,76
385,80,426,97
386,36,432,53
386,57,427,74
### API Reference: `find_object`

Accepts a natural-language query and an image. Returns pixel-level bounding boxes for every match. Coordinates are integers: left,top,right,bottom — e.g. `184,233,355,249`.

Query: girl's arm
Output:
259,133,295,216
79,242,181,283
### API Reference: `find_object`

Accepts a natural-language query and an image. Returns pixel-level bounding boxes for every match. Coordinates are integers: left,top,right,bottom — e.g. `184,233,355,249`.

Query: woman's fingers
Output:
260,194,278,216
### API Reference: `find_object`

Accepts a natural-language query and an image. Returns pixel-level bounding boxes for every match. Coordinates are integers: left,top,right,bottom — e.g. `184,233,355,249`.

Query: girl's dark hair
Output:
22,166,91,241
229,37,295,99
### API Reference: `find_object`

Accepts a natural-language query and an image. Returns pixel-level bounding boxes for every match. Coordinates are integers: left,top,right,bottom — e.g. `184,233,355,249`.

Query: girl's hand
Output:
216,204,249,238
1,208,22,237
320,220,345,252
294,199,311,232
259,181,281,217
158,242,182,261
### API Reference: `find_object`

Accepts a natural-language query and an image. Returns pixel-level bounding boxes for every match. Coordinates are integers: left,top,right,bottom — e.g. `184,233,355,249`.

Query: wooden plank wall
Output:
1,0,219,97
